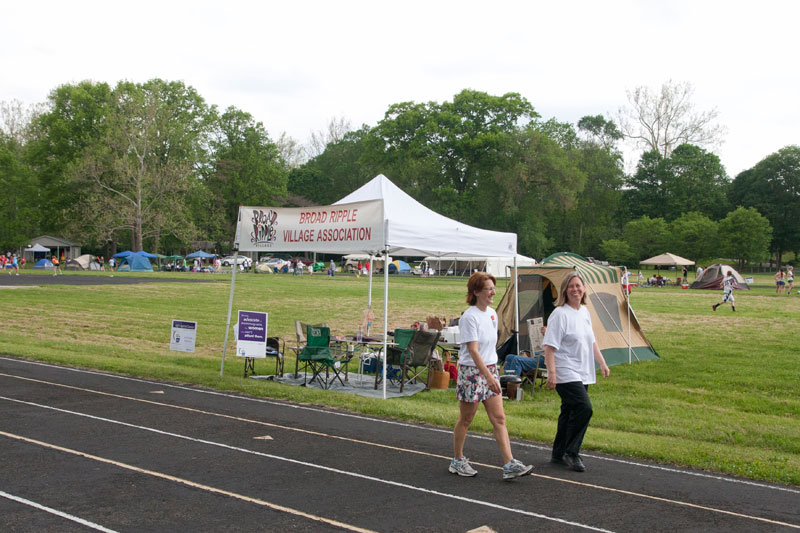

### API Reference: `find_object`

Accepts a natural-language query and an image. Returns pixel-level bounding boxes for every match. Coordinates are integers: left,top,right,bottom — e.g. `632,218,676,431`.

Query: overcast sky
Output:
2,0,797,176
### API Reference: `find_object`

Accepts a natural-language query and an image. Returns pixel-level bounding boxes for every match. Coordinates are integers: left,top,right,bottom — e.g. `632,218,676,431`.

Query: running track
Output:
1,356,797,532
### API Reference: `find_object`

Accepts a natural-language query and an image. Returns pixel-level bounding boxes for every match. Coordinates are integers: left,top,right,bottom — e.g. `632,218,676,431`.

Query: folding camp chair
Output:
243,336,285,378
266,336,285,377
298,325,349,389
291,320,328,378
375,328,415,390
378,329,439,392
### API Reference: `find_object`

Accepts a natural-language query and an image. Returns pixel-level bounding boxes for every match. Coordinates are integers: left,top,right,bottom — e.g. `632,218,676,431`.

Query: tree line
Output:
1,79,797,267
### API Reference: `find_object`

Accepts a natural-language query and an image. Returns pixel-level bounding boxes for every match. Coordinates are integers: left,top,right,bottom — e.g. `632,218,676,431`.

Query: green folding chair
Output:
374,328,415,390
299,325,348,389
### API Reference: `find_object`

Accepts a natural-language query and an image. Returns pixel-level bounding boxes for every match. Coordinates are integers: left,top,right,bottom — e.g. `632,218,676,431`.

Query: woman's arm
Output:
466,340,501,394
544,345,557,389
593,342,610,377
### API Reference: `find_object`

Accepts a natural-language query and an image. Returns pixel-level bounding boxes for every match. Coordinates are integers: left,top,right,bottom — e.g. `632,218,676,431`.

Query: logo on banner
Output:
250,209,278,246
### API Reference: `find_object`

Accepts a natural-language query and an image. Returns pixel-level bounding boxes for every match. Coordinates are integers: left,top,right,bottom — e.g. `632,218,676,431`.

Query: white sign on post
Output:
236,310,268,358
170,320,197,353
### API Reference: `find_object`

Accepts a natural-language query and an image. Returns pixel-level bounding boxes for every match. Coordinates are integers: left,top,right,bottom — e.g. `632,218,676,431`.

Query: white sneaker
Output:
502,458,534,480
449,457,478,477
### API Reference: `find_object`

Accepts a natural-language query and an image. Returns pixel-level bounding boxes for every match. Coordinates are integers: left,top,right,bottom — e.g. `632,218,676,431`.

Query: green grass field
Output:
1,269,798,486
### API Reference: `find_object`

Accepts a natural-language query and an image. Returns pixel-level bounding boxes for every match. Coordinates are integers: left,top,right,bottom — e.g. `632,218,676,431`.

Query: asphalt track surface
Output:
1,357,798,532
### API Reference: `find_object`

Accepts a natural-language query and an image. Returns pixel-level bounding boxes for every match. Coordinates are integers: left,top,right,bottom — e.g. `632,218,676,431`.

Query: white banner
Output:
234,200,384,253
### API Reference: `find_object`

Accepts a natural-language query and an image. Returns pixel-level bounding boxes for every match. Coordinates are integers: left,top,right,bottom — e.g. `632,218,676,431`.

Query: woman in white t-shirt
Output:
449,272,533,481
543,272,610,472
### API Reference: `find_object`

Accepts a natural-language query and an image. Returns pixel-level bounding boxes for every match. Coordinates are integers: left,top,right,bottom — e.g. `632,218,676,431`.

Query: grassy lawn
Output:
1,269,798,486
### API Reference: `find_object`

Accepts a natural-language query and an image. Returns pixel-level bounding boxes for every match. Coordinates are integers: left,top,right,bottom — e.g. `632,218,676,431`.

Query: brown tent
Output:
496,252,658,366
690,263,749,290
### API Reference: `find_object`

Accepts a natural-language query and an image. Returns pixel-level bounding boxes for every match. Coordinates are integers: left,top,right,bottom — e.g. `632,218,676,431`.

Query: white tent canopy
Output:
225,174,519,397
422,254,537,278
640,252,695,266
333,175,517,258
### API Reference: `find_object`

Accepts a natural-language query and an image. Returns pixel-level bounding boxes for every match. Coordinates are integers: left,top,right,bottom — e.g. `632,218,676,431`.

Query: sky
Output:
2,0,797,177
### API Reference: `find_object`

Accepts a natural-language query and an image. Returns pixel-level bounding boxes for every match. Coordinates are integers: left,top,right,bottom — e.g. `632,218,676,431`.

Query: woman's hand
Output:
487,375,501,394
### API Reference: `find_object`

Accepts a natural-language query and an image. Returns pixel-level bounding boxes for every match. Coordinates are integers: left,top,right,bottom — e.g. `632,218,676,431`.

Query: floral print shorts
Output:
456,364,500,403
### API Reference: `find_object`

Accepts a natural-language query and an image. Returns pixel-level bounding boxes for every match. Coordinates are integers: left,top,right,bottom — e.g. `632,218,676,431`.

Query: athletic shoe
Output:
712,304,718,311
564,453,586,472
550,454,567,466
449,457,478,477
502,458,533,480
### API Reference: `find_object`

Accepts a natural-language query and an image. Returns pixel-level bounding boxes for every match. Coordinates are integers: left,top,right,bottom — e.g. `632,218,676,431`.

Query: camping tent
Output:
33,258,53,270
496,252,659,366
113,251,133,258
388,259,411,274
186,250,215,259
230,174,519,396
690,263,749,290
65,254,101,271
423,254,537,278
116,254,153,272
640,253,695,267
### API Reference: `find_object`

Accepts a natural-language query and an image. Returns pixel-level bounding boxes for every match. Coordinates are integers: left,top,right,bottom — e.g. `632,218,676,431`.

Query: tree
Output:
618,80,726,158
668,211,719,262
599,239,634,266
729,146,800,267
577,114,623,151
624,144,729,221
72,79,211,252
27,81,113,235
661,144,730,220
207,106,288,241
305,116,353,159
622,216,670,262
623,150,668,219
0,137,39,248
556,116,625,257
717,207,772,269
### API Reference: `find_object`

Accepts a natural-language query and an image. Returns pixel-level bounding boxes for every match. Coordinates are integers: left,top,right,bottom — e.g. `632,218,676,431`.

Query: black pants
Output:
552,381,593,458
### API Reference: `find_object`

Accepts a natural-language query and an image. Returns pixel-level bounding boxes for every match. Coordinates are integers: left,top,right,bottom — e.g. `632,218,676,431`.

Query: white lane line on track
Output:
0,404,612,533
4,356,796,495
0,490,117,532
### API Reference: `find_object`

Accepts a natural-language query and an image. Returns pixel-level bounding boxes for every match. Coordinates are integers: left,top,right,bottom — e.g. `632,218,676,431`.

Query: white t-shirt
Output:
458,305,498,367
722,274,735,293
542,304,597,385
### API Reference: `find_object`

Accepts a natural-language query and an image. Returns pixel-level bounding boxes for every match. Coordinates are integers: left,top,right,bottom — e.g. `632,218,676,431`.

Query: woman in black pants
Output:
542,272,610,472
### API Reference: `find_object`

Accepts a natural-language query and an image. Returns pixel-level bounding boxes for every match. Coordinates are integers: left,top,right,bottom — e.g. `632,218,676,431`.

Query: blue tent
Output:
134,250,158,258
388,259,411,274
33,258,54,269
116,254,153,272
113,251,133,258
186,250,215,259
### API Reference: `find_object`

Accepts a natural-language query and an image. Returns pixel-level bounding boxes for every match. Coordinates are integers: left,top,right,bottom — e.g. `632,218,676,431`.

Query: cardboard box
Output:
527,317,544,353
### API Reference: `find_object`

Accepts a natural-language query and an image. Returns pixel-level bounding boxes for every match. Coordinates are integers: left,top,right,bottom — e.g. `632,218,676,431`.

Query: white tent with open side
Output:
422,254,537,278
226,174,520,397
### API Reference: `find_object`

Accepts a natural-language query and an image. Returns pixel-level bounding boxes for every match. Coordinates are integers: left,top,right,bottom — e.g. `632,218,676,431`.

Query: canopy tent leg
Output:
382,246,389,400
220,253,238,376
